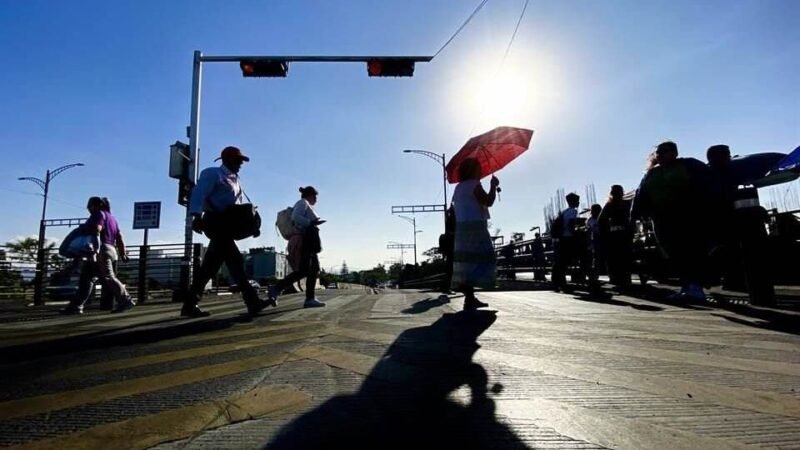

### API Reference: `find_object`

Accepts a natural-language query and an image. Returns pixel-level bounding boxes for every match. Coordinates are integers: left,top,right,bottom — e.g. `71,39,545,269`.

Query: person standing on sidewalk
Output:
182,146,272,318
551,192,581,292
599,185,633,288
269,186,326,308
450,158,499,311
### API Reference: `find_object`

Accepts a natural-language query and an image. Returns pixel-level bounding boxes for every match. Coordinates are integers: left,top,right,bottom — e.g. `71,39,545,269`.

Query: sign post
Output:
133,202,161,303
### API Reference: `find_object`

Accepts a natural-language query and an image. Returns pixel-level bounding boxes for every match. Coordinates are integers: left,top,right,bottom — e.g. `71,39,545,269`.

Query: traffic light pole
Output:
178,51,432,298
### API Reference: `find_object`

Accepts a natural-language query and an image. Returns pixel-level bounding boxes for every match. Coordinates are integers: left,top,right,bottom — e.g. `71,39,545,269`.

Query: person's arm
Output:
116,231,128,262
630,175,650,221
473,176,499,207
189,169,216,217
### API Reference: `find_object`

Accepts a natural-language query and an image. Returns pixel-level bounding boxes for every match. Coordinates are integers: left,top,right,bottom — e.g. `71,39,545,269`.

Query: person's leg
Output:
462,285,488,310
63,258,97,313
219,238,264,310
303,254,325,307
182,238,225,316
98,248,134,313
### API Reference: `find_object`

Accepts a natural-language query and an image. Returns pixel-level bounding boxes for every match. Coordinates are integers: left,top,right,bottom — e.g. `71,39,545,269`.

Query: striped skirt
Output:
451,220,496,290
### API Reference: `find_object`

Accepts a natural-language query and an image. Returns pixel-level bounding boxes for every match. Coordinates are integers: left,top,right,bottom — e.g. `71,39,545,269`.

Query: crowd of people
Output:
58,139,770,316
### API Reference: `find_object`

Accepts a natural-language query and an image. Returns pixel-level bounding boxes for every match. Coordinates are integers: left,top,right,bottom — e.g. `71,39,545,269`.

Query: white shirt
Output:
452,179,490,223
291,199,319,232
188,165,243,215
561,207,578,237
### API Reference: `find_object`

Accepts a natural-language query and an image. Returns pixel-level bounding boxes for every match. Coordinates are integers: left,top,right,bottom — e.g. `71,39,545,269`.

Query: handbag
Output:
204,188,261,241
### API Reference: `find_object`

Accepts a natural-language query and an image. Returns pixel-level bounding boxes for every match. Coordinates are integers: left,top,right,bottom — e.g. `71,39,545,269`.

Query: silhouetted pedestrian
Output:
450,158,499,311
599,185,633,288
631,141,715,301
269,186,326,308
551,192,580,292
182,146,272,317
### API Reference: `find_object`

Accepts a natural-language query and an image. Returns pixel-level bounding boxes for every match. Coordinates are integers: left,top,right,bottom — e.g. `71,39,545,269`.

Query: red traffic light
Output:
366,58,415,77
240,59,288,77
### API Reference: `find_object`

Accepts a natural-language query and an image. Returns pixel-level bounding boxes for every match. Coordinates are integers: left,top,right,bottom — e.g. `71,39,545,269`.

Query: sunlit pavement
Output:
0,288,799,449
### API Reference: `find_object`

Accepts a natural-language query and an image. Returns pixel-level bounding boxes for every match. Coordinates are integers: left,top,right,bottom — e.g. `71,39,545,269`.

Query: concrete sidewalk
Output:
0,289,798,449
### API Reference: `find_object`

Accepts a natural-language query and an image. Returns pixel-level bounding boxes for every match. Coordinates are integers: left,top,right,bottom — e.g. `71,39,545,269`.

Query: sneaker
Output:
268,286,281,304
684,284,706,301
112,299,136,313
59,306,83,315
303,298,326,308
246,298,268,315
464,298,489,311
181,304,211,318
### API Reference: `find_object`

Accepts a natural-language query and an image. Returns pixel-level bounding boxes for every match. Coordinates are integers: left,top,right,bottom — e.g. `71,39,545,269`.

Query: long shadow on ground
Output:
263,310,530,450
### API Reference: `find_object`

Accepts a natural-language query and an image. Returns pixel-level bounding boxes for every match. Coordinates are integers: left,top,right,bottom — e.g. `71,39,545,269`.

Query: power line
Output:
433,0,491,58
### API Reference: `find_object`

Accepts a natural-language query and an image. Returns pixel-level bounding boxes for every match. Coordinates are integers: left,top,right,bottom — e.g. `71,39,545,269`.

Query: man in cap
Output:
182,146,274,318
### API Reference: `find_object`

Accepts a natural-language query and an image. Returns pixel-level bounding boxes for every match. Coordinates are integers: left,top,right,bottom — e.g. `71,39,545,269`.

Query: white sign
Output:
133,202,161,230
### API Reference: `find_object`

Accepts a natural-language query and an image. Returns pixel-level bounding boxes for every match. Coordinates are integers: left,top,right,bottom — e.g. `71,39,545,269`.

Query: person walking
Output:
450,158,499,311
599,185,633,288
551,192,581,292
61,197,135,314
631,141,715,301
269,186,326,308
182,146,272,318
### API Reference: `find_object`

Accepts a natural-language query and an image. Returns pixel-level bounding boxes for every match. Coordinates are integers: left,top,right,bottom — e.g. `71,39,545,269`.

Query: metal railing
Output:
0,243,201,304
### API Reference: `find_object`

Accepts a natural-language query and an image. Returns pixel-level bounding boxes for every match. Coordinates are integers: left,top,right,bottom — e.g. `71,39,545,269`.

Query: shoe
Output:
181,304,211,318
59,306,83,315
303,298,326,308
464,298,489,311
246,298,269,315
268,286,281,304
112,298,136,313
684,284,706,301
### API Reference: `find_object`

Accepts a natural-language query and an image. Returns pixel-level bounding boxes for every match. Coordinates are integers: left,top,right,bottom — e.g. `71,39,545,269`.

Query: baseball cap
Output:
215,146,250,162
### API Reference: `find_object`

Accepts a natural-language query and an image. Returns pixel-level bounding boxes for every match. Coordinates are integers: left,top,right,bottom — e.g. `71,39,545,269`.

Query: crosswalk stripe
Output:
45,326,328,379
5,384,311,450
0,352,289,421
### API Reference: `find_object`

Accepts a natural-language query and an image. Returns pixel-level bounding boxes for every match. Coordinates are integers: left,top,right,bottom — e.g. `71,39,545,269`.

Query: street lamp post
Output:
402,149,447,227
18,162,85,305
397,215,422,265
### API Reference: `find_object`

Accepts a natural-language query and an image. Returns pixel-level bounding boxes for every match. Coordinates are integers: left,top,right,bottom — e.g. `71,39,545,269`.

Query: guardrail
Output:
0,243,200,304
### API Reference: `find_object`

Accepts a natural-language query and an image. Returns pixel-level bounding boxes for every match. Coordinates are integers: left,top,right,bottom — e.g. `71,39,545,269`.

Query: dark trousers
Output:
71,258,97,308
605,233,632,287
276,249,319,301
187,237,256,305
551,237,578,288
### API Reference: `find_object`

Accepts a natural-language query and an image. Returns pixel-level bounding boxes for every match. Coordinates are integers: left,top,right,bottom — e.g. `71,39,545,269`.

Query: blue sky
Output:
1,0,798,271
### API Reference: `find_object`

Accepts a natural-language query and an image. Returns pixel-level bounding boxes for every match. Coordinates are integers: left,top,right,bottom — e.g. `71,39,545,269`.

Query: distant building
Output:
244,247,289,281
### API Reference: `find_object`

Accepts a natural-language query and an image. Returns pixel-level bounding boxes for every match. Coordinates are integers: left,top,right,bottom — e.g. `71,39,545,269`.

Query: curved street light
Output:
403,149,448,227
18,162,85,304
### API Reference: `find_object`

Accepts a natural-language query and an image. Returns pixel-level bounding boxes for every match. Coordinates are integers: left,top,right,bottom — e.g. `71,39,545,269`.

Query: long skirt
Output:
451,220,496,290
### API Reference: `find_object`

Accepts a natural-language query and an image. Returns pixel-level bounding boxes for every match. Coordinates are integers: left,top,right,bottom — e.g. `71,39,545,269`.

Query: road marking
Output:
45,326,328,380
6,384,310,450
0,352,289,421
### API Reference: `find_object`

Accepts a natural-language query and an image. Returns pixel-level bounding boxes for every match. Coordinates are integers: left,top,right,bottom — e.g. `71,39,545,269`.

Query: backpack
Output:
276,207,295,240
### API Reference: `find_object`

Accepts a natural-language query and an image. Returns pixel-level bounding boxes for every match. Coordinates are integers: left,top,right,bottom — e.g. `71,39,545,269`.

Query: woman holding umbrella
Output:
450,158,500,310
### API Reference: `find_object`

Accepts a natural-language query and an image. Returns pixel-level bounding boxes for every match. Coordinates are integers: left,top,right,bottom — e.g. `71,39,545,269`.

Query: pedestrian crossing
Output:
0,290,798,449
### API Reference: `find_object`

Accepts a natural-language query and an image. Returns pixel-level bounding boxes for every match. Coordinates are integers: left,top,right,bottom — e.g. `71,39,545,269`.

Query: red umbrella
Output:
446,126,534,183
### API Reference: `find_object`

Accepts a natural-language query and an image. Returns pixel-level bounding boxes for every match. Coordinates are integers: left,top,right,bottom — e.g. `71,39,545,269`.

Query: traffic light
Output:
367,58,415,77
240,59,288,77
178,178,194,207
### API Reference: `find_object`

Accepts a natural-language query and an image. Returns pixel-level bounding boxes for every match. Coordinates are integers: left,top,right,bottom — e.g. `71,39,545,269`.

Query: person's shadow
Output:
263,310,529,450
